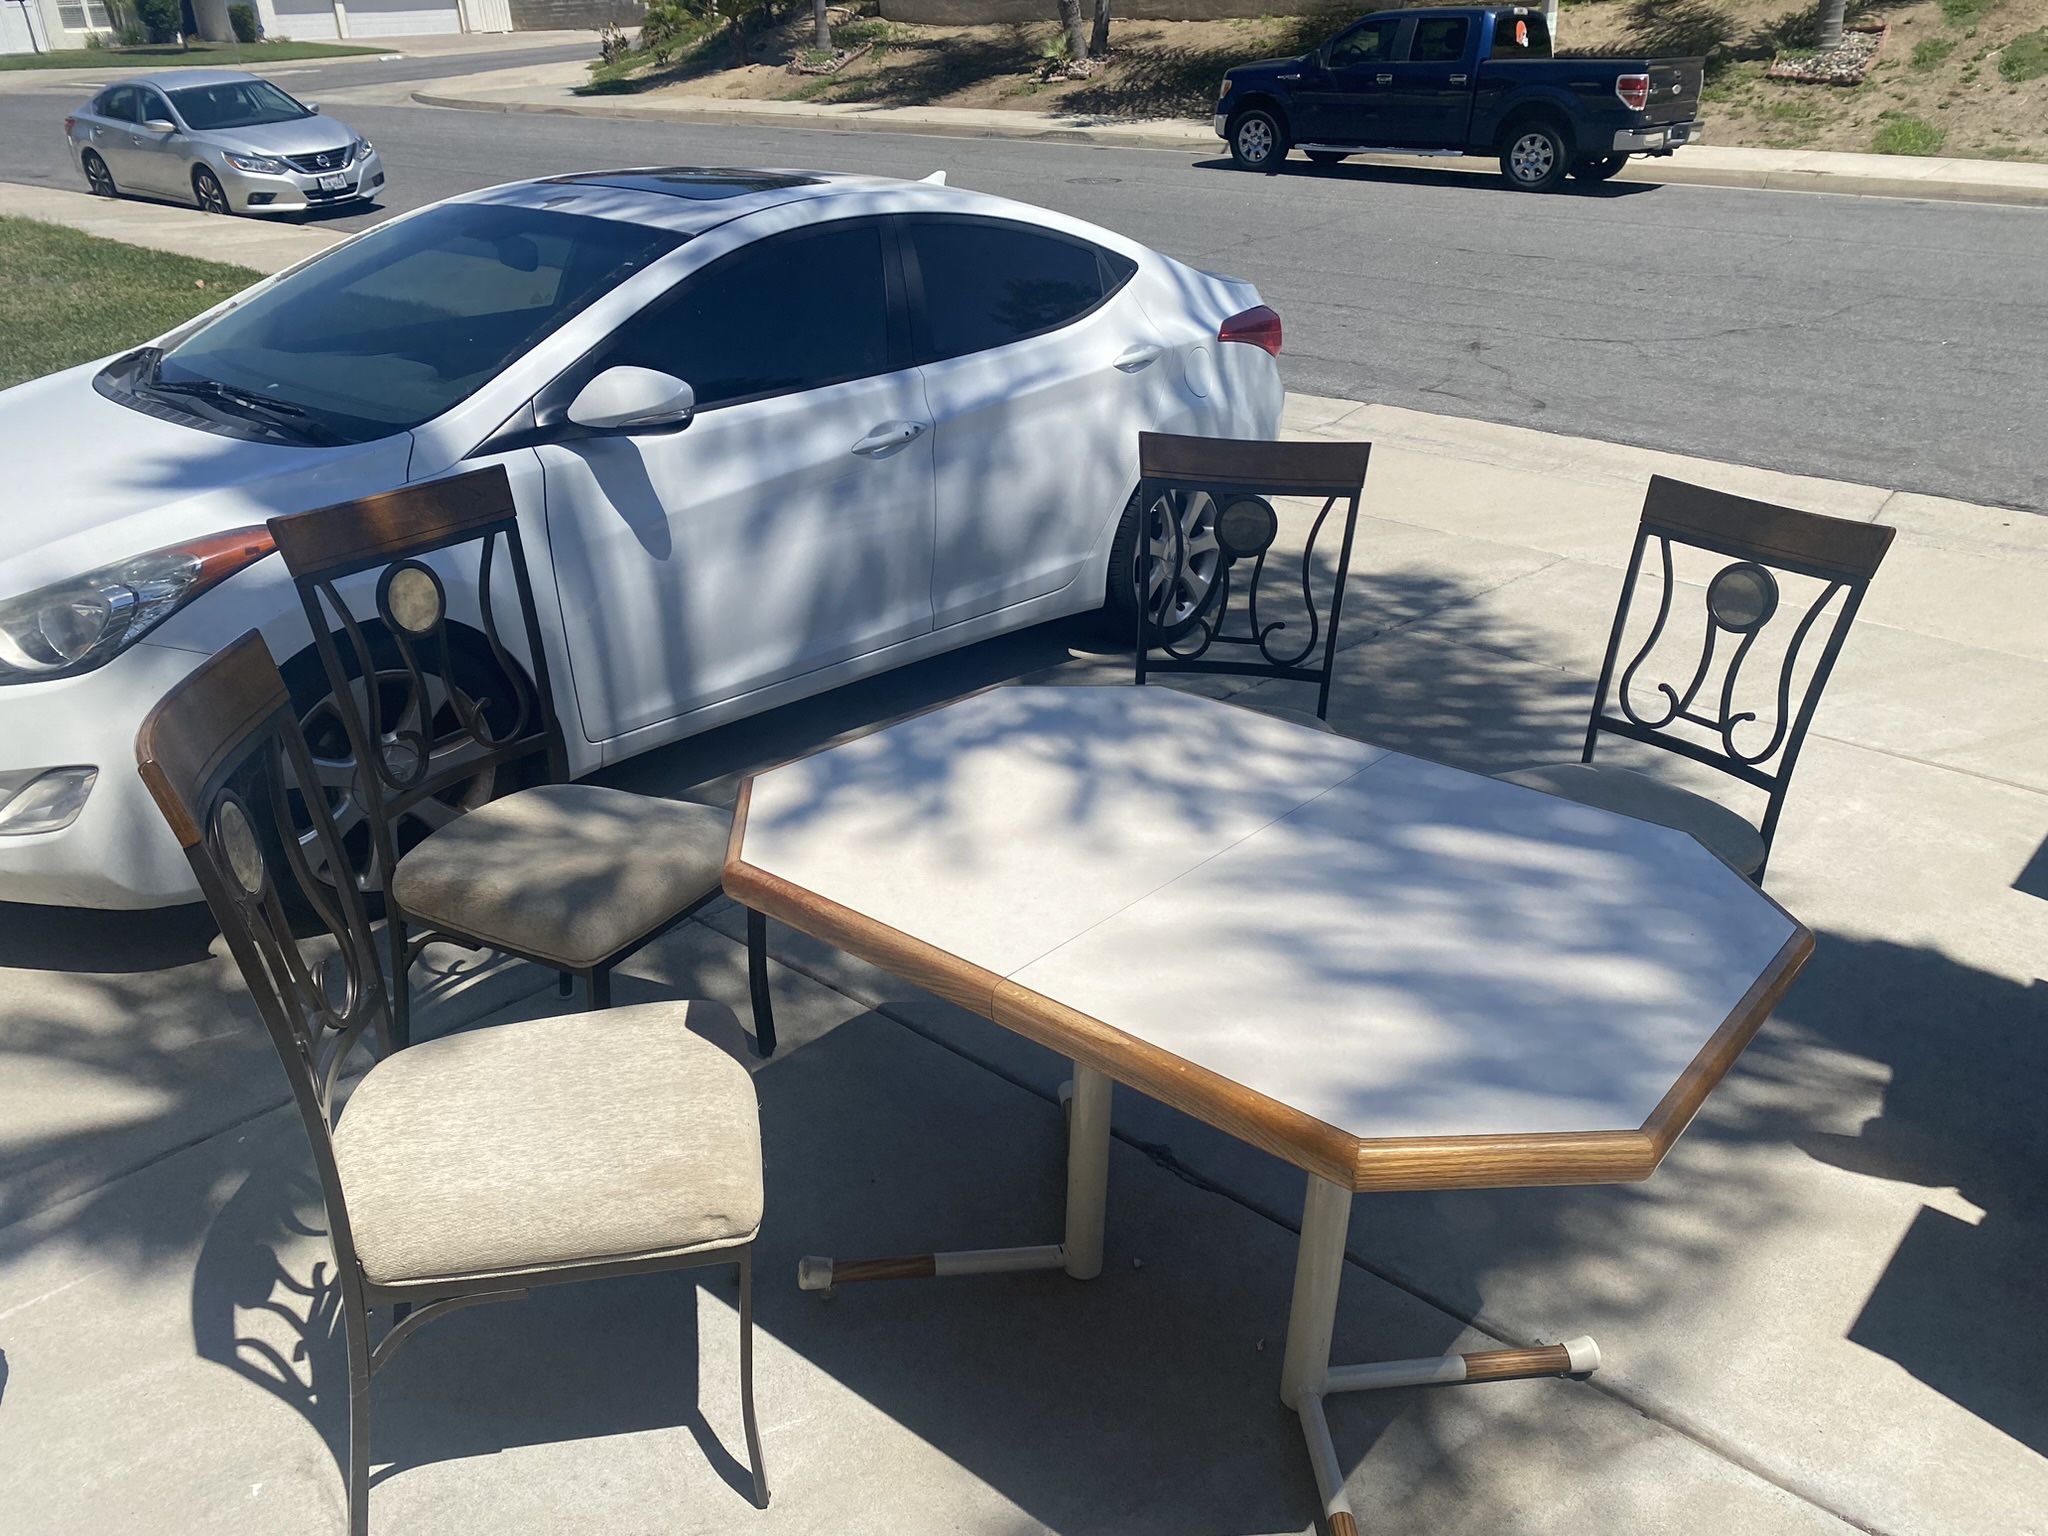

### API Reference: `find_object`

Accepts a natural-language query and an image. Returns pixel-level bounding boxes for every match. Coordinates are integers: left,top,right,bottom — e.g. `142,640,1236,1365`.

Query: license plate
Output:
317,173,348,191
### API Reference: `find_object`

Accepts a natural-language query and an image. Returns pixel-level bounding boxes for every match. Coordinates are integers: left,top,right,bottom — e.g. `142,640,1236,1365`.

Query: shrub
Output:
229,2,259,40
638,0,692,63
597,20,631,65
1937,0,1991,25
1998,28,2048,81
83,28,107,47
1872,111,1944,155
1911,36,1955,70
133,0,179,42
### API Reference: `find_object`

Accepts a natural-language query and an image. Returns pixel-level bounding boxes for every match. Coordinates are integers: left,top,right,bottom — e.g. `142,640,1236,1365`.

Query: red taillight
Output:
1616,74,1650,111
64,116,75,135
1219,305,1282,356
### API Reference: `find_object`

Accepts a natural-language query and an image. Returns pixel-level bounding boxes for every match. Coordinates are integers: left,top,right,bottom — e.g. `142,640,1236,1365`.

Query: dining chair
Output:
135,631,769,1536
266,466,775,1054
1130,432,1371,728
1498,474,1895,882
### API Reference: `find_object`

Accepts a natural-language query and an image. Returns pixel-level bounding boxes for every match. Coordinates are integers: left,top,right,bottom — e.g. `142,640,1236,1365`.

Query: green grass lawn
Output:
0,40,378,71
0,218,262,391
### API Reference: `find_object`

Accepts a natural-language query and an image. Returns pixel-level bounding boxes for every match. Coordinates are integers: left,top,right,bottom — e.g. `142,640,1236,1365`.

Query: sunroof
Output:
545,169,828,200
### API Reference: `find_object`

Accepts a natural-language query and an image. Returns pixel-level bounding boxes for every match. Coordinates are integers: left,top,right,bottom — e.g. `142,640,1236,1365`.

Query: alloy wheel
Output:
1144,489,1223,630
289,669,498,898
1510,132,1556,184
1236,118,1274,167
82,152,116,198
193,168,230,215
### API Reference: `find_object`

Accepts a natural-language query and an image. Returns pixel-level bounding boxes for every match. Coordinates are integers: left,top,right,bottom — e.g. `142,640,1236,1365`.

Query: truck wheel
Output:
1501,121,1570,192
1229,109,1289,173
1571,153,1630,183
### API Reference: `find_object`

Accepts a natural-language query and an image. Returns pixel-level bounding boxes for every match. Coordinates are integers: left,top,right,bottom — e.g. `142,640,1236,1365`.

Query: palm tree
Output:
1817,0,1846,50
1056,0,1088,61
813,0,829,52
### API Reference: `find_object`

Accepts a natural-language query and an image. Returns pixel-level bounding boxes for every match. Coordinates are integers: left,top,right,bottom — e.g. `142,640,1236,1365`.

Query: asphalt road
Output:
3,54,2043,512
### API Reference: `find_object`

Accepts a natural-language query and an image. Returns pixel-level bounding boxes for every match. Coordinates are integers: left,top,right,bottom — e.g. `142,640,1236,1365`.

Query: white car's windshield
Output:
168,79,310,131
147,203,684,444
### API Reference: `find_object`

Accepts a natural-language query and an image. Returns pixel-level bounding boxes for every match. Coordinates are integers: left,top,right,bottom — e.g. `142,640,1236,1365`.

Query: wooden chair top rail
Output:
135,630,290,849
267,465,518,580
1139,432,1372,496
1642,475,1895,582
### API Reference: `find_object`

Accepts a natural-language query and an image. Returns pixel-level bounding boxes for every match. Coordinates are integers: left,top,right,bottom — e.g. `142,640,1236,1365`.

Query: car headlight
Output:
352,137,374,164
223,150,290,175
0,528,274,684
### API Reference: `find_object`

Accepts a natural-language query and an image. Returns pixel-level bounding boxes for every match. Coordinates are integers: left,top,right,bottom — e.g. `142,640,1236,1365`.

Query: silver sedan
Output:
64,69,386,216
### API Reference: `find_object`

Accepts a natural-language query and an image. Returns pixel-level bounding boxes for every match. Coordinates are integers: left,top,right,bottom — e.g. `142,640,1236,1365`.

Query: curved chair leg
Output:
557,971,575,999
738,1250,769,1508
345,1300,374,1536
588,966,611,1011
746,910,777,1058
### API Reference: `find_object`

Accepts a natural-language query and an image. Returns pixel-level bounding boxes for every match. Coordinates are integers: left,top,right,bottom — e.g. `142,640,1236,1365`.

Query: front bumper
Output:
1613,121,1702,155
1214,114,1229,138
219,148,387,214
0,641,211,908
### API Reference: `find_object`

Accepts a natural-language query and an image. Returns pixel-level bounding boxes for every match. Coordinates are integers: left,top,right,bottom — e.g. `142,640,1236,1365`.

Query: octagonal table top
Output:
725,685,1811,1192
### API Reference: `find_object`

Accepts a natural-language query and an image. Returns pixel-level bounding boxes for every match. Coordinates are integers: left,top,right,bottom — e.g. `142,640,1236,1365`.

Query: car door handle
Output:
1113,342,1166,372
1375,73,1393,84
851,420,925,455
1450,73,1468,84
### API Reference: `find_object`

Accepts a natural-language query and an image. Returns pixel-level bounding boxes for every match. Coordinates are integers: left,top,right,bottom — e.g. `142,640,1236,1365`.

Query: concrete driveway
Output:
2,396,2044,1535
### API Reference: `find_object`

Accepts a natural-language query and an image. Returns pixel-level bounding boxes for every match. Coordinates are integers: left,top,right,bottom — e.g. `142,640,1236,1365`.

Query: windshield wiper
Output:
141,371,343,444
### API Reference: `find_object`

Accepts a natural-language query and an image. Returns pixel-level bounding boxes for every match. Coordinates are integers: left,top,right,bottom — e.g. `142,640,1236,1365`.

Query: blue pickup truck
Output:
1216,5,1704,192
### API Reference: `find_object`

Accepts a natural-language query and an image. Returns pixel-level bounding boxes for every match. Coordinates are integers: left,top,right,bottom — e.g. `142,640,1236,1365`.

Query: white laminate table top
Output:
738,685,1803,1143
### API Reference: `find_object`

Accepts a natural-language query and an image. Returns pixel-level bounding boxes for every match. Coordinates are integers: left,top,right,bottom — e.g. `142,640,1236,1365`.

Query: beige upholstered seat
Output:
391,782,731,971
1495,763,1767,877
333,1000,762,1286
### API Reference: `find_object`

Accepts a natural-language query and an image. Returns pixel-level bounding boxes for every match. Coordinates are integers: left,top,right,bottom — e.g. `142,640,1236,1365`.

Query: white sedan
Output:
0,168,1284,909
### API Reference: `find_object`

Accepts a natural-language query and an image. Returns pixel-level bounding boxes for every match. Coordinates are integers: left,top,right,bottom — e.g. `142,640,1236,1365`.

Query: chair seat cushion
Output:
1495,763,1767,876
391,783,730,970
332,1000,761,1286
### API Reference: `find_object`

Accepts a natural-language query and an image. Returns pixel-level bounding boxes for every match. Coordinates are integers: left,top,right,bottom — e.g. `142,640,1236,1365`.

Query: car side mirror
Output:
143,118,177,134
566,366,695,432
303,101,320,114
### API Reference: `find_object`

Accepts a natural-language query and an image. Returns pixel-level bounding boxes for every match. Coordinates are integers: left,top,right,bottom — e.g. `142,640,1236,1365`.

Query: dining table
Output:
723,682,1812,1535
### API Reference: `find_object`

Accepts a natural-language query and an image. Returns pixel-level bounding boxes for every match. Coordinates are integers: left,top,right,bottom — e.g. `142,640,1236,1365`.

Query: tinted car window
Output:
146,204,683,444
170,80,311,131
910,220,1127,362
1328,18,1399,66
136,88,173,125
96,86,138,122
604,221,893,410
1411,17,1469,62
1489,9,1552,57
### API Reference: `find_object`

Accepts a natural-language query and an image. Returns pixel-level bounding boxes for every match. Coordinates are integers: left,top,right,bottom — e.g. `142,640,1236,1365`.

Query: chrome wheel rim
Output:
1144,490,1222,628
84,154,114,196
290,669,496,896
1236,118,1274,164
194,171,229,214
1510,132,1555,183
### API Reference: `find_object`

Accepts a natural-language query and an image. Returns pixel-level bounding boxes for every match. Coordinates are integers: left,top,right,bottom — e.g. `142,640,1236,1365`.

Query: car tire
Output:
1500,120,1571,192
81,150,118,199
1306,150,1349,166
192,165,232,216
1102,484,1228,647
1228,108,1289,174
273,630,531,922
1571,153,1630,183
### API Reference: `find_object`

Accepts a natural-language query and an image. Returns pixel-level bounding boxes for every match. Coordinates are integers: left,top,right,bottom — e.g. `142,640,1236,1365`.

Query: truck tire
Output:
1500,119,1571,192
1572,153,1630,183
1229,108,1289,173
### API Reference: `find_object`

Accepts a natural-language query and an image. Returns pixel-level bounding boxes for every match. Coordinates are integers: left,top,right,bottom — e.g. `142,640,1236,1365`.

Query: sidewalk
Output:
0,29,597,89
393,58,2048,208
2,186,2045,1536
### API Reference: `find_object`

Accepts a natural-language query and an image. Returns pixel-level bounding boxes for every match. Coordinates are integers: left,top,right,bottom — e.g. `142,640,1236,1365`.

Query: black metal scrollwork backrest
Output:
1586,475,1895,850
137,633,389,1272
1132,434,1372,721
268,467,568,893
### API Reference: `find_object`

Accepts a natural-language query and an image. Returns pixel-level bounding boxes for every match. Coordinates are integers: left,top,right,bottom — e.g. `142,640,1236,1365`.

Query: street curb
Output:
410,86,2048,208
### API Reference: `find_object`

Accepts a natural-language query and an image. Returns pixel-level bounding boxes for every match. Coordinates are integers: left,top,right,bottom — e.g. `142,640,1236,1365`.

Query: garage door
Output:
342,0,460,34
1,3,41,53
268,0,339,40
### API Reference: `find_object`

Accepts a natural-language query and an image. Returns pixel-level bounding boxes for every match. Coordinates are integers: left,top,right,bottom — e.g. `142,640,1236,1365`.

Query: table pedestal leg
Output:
1281,1173,1600,1535
797,1062,1113,1295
